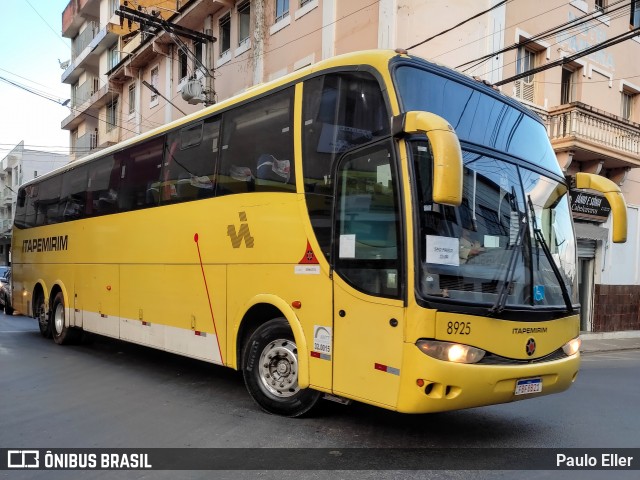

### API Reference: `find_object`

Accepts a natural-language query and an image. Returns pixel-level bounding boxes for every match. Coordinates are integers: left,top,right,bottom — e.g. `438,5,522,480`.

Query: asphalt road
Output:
1,313,638,480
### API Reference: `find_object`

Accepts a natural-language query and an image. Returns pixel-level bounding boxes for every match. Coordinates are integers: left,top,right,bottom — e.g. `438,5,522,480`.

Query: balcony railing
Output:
72,76,100,108
545,102,640,158
72,21,99,60
73,131,99,160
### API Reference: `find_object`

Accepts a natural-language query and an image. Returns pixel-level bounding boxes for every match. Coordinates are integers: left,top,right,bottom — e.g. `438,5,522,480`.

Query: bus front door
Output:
331,141,405,408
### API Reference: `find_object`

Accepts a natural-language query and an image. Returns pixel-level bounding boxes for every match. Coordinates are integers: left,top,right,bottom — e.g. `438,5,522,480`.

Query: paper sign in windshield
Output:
339,234,356,258
426,235,460,266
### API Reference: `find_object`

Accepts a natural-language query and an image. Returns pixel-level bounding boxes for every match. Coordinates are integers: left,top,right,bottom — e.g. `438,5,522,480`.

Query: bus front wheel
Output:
51,292,80,345
35,293,51,338
242,318,321,417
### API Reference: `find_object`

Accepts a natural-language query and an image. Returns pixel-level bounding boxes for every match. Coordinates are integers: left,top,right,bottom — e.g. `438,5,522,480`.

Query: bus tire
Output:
242,318,321,417
35,292,51,338
51,292,80,345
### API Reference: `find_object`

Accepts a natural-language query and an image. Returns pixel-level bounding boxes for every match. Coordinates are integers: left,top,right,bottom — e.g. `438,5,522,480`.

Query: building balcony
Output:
62,24,119,85
62,83,120,131
62,0,100,39
1,189,14,207
543,102,640,173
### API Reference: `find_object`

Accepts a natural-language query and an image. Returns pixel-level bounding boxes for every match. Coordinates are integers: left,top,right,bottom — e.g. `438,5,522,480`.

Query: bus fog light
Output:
562,337,581,356
416,340,485,364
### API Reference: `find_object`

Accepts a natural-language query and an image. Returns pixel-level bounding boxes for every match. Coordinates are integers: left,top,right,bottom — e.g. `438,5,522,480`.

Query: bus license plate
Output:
515,378,542,395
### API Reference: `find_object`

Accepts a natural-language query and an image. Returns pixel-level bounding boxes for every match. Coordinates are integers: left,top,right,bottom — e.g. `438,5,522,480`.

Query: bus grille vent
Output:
479,348,568,365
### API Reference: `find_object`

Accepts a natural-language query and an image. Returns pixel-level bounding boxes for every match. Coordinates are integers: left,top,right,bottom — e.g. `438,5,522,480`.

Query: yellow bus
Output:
12,50,627,417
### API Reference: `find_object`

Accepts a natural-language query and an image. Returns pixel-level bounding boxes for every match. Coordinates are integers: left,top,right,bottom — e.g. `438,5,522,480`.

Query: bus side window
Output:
24,185,38,228
218,87,295,196
60,165,89,222
162,117,219,204
116,136,164,211
14,188,27,229
88,155,120,217
35,175,62,226
302,71,390,258
333,140,402,298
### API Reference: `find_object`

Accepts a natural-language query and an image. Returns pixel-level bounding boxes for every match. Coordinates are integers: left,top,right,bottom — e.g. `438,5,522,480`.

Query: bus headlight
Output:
562,337,581,356
416,340,485,364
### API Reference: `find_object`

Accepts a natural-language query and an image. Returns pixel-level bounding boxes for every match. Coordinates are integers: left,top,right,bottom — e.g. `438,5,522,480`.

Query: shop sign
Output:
570,190,611,222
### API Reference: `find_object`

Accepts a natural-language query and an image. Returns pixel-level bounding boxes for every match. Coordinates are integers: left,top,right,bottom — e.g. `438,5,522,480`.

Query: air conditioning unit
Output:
181,79,206,105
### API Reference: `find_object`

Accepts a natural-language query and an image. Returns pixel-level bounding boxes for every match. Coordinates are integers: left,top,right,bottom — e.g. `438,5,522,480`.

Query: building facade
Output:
60,0,640,331
0,142,69,265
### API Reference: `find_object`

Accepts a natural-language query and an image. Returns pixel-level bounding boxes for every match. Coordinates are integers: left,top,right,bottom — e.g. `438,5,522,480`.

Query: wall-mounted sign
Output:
570,190,611,223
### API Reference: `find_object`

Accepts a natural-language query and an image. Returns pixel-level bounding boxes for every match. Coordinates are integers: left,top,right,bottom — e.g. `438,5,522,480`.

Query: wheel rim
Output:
258,339,300,398
37,302,47,329
54,303,65,335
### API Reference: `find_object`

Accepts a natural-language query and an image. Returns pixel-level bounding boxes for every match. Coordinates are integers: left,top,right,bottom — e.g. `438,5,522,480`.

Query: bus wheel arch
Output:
33,283,51,338
50,286,80,345
234,298,309,386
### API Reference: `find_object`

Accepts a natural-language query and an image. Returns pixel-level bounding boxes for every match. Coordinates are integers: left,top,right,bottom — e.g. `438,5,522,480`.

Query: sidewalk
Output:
580,330,640,353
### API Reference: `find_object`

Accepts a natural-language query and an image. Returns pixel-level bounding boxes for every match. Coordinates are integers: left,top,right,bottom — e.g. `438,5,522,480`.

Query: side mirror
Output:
393,111,462,206
573,172,627,243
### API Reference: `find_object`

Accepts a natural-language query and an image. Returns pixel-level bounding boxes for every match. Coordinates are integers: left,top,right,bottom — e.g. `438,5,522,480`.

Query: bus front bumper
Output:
394,343,581,413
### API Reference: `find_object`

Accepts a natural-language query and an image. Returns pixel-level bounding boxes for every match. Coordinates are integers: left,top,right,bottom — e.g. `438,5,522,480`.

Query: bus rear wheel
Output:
35,293,51,338
51,292,80,345
242,318,321,417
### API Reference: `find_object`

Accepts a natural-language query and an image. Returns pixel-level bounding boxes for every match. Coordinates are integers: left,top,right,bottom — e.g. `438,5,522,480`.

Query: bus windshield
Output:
394,63,577,311
411,146,577,311
393,64,562,176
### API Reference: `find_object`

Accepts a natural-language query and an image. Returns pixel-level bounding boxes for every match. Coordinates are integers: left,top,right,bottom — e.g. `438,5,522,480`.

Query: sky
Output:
0,0,72,161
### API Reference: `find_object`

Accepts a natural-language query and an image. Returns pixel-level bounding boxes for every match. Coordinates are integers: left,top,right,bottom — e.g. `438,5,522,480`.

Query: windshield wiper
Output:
488,215,526,315
489,189,526,315
527,196,574,313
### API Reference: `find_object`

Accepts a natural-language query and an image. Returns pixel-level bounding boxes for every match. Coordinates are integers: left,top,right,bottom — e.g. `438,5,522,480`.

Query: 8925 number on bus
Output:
447,321,471,335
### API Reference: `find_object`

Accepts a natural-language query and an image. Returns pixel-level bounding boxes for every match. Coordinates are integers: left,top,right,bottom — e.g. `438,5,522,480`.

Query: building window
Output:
515,46,536,102
561,67,578,105
108,45,119,70
194,42,203,70
150,66,159,103
632,0,640,27
595,0,606,11
238,1,250,46
179,48,188,81
516,46,535,82
107,99,118,132
128,84,136,114
621,91,634,120
109,0,119,16
219,13,231,55
276,0,289,22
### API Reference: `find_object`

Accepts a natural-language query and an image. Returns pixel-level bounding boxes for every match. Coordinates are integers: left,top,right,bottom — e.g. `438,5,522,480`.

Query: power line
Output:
23,0,71,50
0,75,67,105
22,0,172,133
459,0,632,74
430,0,570,62
405,0,511,51
216,0,381,71
494,25,640,86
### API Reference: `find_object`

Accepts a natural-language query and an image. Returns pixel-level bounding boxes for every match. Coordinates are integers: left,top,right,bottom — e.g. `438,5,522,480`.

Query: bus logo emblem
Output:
227,211,254,248
526,338,536,356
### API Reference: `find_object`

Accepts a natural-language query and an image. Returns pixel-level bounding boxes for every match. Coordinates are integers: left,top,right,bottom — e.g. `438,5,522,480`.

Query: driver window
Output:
334,140,402,299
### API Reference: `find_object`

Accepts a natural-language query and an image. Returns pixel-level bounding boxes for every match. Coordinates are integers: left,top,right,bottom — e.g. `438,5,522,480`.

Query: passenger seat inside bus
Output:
256,154,291,185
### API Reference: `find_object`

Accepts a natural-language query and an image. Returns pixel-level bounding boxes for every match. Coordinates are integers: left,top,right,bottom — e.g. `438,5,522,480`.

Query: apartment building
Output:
60,0,640,331
0,142,69,265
